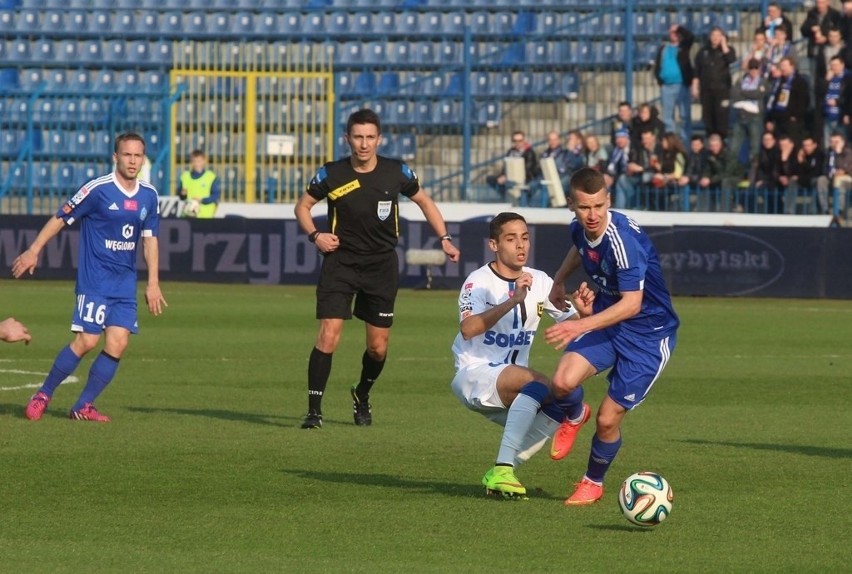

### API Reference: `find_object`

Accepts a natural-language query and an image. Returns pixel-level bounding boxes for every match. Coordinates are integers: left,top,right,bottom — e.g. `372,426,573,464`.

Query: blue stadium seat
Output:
396,12,418,34
444,11,465,35
162,12,182,34
8,38,30,62
517,72,536,96
230,12,254,35
128,41,150,62
513,11,535,34
33,39,54,62
58,99,81,121
534,72,559,97
492,72,513,96
562,72,580,99
91,70,116,93
444,73,464,97
57,164,75,188
470,72,490,97
143,70,168,93
377,72,400,95
388,100,411,125
433,101,460,125
0,10,14,32
184,12,207,34
42,129,64,154
132,11,157,33
112,10,134,33
254,12,278,35
421,73,446,97
43,10,63,30
45,69,68,91
150,40,172,64
208,13,230,35
364,42,387,64
413,101,433,124
397,134,415,160
19,69,41,91
390,42,410,64
375,12,394,32
437,41,460,66
327,12,349,34
105,40,127,63
337,71,355,97
491,12,514,35
56,40,80,62
377,132,396,157
719,12,739,36
352,72,376,97
0,131,20,155
418,12,442,35
337,42,363,65
116,70,140,93
17,9,39,31
0,68,20,91
35,163,53,189
476,101,501,128
527,41,551,65
87,10,110,33
78,40,102,63
0,41,7,64
651,11,671,35
534,12,559,35
351,12,372,32
500,43,525,66
301,13,324,35
411,42,435,65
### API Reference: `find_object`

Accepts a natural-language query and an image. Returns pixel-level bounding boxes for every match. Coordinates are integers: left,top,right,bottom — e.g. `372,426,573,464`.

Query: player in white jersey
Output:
12,132,167,422
451,212,593,498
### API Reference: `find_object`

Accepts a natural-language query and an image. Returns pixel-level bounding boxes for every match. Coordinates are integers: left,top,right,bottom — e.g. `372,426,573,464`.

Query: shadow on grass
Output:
126,405,302,428
682,439,852,459
0,402,69,420
586,524,656,533
282,468,564,500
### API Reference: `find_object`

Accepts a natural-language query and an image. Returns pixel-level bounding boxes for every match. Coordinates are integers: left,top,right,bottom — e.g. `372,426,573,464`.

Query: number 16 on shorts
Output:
72,294,139,334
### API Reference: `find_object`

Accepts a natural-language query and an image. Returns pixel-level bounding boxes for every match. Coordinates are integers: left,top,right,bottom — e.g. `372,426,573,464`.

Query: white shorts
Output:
451,363,510,415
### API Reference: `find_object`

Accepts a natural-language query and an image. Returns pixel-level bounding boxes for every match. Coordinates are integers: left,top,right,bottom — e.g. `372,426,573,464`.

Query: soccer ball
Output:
617,471,673,527
182,199,200,218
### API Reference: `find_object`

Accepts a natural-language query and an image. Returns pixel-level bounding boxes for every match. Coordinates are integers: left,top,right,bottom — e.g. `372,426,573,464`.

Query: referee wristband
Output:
308,230,321,243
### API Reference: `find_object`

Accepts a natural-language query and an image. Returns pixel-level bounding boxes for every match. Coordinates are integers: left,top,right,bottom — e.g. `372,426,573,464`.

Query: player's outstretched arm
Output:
11,216,66,278
545,289,643,349
410,191,460,262
142,236,168,316
0,317,31,344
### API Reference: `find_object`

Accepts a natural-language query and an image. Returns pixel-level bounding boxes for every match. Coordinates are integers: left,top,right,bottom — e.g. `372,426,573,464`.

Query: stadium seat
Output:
534,12,559,35
128,11,155,33
161,12,182,34
337,71,355,97
184,12,207,34
42,129,64,154
0,68,20,91
32,39,54,62
111,10,134,33
651,11,671,36
364,42,387,64
87,10,110,33
149,40,172,64
301,13,324,36
254,12,278,35
491,72,513,96
527,41,551,65
231,12,253,34
411,42,435,65
491,12,514,35
476,101,501,128
43,10,62,30
436,41,460,66
278,13,300,35
17,9,39,31
45,69,68,91
352,72,376,97
105,40,127,63
337,42,363,65
388,100,411,125
418,12,442,35
500,43,525,66
0,132,20,156
91,70,116,93
128,41,150,62
57,163,75,188
77,40,102,64
397,134,415,160
208,13,230,35
18,69,41,91
327,12,349,34
562,72,580,99
513,11,535,34
421,73,446,97
444,73,464,97
143,70,168,93
390,42,410,64
35,163,52,189
470,72,490,97
0,10,13,32
377,72,400,95
444,11,465,35
352,12,373,31
433,101,460,125
396,12,418,35
8,38,30,62
469,12,489,35
413,101,433,125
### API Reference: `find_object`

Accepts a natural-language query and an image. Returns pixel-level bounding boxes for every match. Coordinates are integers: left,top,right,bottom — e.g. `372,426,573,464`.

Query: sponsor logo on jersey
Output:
122,224,134,239
69,186,90,207
124,199,138,211
483,330,534,348
328,179,360,200
377,200,392,221
108,202,120,211
624,393,636,402
104,239,136,251
587,249,600,264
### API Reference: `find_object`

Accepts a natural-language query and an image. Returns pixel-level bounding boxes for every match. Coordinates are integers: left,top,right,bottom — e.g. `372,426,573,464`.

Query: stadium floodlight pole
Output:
462,25,473,200
624,1,634,105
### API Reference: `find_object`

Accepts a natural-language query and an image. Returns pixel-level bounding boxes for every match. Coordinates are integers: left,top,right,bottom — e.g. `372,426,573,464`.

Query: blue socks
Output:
556,386,585,422
72,351,120,412
585,433,623,483
496,381,548,465
40,345,82,397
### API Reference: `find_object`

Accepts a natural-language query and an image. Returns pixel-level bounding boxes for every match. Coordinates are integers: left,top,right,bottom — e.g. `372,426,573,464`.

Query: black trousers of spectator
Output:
700,88,730,139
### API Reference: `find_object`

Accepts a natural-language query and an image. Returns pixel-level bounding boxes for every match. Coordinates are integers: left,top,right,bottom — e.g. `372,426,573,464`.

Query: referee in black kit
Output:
294,108,461,429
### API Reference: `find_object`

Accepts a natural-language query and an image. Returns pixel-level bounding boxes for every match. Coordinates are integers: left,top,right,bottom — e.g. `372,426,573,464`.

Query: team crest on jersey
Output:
140,206,148,221
69,186,90,207
537,301,544,317
377,200,392,221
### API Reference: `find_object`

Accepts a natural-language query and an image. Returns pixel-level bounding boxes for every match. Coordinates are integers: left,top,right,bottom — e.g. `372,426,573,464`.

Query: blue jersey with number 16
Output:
56,173,160,300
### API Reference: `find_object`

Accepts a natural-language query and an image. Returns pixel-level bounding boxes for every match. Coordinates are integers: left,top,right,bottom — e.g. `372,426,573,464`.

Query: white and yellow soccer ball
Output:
617,471,673,527
182,199,200,218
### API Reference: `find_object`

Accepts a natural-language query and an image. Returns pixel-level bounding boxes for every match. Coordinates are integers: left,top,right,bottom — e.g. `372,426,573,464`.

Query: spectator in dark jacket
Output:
699,133,743,212
730,59,771,166
801,0,842,61
610,101,634,148
630,103,666,150
797,136,826,209
693,27,738,140
766,57,811,145
654,24,695,142
760,2,795,43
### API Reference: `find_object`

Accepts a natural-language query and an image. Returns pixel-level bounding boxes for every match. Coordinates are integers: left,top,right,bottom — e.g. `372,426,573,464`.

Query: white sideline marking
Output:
0,371,79,392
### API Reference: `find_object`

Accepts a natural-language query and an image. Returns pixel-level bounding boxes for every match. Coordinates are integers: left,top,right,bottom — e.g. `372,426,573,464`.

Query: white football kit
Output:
451,263,576,414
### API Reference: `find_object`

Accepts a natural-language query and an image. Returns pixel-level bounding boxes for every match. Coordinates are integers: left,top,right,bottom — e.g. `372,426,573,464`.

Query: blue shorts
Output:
71,293,138,335
566,327,676,410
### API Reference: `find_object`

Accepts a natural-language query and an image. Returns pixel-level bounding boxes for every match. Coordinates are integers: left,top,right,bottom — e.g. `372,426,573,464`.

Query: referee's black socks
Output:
307,347,333,413
354,350,385,401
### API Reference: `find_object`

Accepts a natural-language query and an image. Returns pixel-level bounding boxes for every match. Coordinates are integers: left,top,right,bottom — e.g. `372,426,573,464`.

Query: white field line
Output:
0,370,78,391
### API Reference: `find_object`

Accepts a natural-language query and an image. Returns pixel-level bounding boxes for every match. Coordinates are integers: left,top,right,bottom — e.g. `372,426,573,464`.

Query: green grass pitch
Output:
0,279,850,572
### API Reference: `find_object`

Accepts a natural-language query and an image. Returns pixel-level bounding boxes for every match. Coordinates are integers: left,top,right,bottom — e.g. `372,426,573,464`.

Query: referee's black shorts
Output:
316,250,399,328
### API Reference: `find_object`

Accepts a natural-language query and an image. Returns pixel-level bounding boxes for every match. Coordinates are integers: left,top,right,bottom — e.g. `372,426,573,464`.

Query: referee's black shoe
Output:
350,386,372,426
301,410,323,429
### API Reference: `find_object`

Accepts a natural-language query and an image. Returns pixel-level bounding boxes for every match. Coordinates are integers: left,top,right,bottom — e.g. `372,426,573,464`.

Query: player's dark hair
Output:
114,131,146,154
489,212,526,241
190,149,206,159
346,108,381,135
569,167,606,197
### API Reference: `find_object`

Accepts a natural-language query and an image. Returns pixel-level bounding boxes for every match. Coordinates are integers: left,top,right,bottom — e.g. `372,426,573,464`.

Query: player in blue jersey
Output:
12,132,167,422
488,167,679,504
